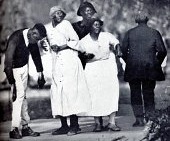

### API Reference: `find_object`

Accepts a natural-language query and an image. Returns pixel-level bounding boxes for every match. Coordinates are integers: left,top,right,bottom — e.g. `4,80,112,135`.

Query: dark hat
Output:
77,2,96,16
90,13,103,26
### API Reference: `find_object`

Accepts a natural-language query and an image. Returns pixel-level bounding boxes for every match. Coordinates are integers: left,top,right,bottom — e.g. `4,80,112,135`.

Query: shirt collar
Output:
23,29,29,47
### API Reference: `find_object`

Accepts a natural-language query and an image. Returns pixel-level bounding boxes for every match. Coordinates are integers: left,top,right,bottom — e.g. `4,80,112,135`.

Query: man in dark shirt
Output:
72,1,96,69
121,11,167,127
4,23,47,139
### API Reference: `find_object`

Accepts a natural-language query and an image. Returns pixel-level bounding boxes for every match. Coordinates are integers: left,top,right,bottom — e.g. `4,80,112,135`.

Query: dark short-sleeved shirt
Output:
72,21,91,40
72,21,92,69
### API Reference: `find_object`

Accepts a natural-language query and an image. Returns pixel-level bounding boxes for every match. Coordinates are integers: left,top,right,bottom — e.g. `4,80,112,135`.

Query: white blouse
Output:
79,32,119,61
46,20,79,50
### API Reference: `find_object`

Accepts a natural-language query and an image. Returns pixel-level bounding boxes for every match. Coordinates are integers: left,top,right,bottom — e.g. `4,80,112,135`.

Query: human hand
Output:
51,44,68,52
85,53,95,60
115,44,123,58
37,72,46,89
40,38,49,51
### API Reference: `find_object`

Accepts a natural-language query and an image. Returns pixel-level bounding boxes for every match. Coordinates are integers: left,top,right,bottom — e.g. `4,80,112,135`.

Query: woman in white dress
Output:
46,6,91,136
79,15,121,132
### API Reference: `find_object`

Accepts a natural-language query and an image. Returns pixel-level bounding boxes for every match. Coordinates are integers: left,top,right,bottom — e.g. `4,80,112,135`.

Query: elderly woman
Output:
46,6,91,136
79,15,121,132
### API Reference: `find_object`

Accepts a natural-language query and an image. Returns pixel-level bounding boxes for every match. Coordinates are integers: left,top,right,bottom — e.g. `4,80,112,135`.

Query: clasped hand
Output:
40,37,49,51
51,44,67,52
82,52,95,62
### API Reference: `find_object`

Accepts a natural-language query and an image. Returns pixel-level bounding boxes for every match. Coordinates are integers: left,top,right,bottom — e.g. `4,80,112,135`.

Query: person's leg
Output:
21,98,30,127
107,112,121,131
109,112,116,125
52,116,69,135
70,114,79,128
142,80,156,121
129,79,144,126
21,98,40,137
19,65,40,137
10,91,23,139
93,116,103,132
99,116,103,127
60,116,69,128
20,65,29,128
10,66,27,139
67,115,81,135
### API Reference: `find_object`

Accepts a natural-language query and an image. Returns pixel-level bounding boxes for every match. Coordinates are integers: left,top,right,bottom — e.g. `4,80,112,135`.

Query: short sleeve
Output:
107,32,119,48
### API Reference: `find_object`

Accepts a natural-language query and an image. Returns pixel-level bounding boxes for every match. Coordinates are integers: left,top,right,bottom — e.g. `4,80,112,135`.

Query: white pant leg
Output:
21,98,30,125
11,64,28,128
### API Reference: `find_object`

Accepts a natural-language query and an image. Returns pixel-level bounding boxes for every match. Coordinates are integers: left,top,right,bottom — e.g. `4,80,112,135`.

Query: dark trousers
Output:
59,115,79,128
129,79,156,118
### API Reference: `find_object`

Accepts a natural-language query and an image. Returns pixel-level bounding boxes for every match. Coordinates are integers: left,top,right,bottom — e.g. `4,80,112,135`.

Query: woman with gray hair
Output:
45,6,91,136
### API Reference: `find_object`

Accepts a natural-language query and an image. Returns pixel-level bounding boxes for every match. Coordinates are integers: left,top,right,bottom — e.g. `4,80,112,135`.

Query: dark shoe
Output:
22,127,40,137
67,126,81,136
9,127,22,139
52,126,70,135
133,118,145,127
106,123,121,131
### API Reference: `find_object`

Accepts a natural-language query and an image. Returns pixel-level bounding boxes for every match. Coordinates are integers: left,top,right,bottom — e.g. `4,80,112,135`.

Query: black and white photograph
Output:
0,0,170,140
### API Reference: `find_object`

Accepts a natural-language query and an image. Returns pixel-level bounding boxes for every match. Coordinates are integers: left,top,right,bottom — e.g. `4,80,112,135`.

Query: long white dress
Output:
79,32,120,116
47,20,91,117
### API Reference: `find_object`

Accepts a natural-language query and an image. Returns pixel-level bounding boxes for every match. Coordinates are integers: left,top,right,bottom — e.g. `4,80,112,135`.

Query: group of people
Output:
4,1,167,139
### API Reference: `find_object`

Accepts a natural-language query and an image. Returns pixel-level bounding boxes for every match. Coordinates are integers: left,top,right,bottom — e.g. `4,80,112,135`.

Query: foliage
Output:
141,106,170,141
0,0,170,51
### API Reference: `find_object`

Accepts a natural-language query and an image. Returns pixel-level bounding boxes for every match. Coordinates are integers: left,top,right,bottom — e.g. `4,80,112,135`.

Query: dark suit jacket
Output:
121,23,167,82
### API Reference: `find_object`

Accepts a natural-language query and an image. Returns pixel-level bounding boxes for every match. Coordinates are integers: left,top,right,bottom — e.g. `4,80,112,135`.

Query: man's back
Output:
127,24,160,64
122,24,167,81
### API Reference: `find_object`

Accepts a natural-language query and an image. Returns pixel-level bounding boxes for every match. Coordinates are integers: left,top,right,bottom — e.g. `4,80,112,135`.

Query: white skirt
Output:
84,53,119,116
50,50,91,117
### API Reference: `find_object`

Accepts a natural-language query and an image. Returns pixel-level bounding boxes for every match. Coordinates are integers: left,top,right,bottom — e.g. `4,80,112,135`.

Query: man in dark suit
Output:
4,23,46,139
121,11,167,127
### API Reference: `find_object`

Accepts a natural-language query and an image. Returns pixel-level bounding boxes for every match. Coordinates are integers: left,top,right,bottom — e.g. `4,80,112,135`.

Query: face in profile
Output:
52,10,65,23
91,20,102,34
82,7,95,20
29,29,43,44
